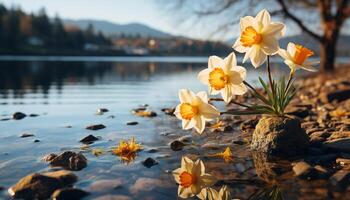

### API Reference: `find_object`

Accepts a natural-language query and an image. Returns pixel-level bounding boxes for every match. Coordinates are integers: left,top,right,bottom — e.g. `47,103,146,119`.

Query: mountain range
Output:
63,19,173,38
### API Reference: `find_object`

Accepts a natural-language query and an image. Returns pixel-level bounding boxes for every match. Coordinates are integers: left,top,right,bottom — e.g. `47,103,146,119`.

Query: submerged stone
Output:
20,133,34,138
170,140,185,151
251,116,309,158
86,124,106,130
126,121,138,125
13,112,26,120
79,134,99,144
51,188,89,200
142,157,158,168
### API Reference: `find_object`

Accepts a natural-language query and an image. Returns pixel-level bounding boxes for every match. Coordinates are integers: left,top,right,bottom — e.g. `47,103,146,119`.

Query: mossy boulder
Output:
251,116,309,158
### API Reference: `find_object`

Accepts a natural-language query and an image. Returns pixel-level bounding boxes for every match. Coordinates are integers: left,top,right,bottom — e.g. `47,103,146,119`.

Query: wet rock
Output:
336,158,350,166
0,186,4,191
79,134,99,144
29,114,39,117
132,109,157,117
126,121,138,125
86,124,106,130
142,157,158,168
42,153,58,162
97,108,109,114
286,107,310,118
323,138,350,153
49,151,87,171
20,133,34,138
293,161,328,179
330,170,350,188
13,112,26,120
240,118,259,132
321,88,350,103
176,135,192,143
161,108,175,116
233,140,246,145
0,118,10,121
170,140,185,151
34,139,40,143
51,188,89,200
251,116,309,158
8,170,77,199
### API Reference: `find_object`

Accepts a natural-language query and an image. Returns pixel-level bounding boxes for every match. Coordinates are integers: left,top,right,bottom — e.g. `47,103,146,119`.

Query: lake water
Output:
0,56,346,200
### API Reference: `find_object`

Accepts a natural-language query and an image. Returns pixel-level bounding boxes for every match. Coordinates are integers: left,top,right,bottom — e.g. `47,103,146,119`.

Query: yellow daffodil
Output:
207,186,231,200
233,9,285,68
209,147,233,162
173,156,217,199
174,89,220,134
113,138,141,162
279,42,318,74
198,52,247,103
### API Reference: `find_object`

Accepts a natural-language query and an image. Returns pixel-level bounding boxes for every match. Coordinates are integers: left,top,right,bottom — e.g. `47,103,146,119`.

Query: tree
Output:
164,0,350,72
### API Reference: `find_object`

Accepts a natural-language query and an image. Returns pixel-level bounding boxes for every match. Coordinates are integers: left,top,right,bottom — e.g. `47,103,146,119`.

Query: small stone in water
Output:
142,157,158,168
161,108,175,116
86,124,106,130
34,139,40,143
13,112,26,120
233,140,245,145
29,114,39,117
49,151,87,171
51,188,89,200
170,140,185,151
98,108,109,113
42,153,57,162
20,133,34,138
79,134,99,144
126,121,138,125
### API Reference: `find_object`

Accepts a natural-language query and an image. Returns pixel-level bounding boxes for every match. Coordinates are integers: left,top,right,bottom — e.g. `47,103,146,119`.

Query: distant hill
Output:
63,19,173,38
227,33,350,56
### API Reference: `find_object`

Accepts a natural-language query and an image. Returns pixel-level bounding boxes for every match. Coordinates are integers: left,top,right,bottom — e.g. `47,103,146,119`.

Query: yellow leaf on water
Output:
92,148,104,156
209,147,233,162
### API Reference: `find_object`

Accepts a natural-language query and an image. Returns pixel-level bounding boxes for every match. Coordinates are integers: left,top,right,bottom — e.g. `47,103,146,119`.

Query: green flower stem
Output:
209,97,250,108
266,56,275,97
285,72,294,95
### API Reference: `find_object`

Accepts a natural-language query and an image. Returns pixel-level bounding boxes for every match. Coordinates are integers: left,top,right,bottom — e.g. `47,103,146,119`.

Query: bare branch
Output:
276,0,323,42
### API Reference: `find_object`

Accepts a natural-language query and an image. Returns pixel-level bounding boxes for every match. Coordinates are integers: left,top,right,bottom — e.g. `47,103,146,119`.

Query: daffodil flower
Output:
113,138,141,163
210,147,233,162
173,156,217,199
174,89,220,134
207,186,231,200
279,42,318,74
198,52,247,103
233,9,285,68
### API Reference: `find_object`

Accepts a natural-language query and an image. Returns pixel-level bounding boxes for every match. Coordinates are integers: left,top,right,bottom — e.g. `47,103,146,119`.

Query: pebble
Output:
29,114,39,117
12,112,26,120
20,133,34,138
79,134,99,144
161,108,175,116
330,170,350,187
126,121,138,125
86,124,106,130
170,140,185,151
34,139,40,143
336,158,350,166
142,157,158,168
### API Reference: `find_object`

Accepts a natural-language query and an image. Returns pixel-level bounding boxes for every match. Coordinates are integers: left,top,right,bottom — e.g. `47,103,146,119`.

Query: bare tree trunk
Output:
319,38,337,72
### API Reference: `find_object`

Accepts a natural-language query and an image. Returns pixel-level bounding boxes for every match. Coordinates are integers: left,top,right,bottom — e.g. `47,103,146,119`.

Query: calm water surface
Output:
0,56,322,199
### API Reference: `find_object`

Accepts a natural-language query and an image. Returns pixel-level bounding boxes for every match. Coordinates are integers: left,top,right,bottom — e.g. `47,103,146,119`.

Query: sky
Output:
0,0,216,40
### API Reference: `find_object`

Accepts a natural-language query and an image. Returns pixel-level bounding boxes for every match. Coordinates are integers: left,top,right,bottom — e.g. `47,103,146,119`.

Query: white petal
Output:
207,188,219,200
198,69,210,85
181,156,194,171
174,104,182,119
232,38,248,53
233,65,247,81
208,56,224,69
200,173,217,187
229,70,243,85
250,46,267,68
179,89,195,103
193,115,206,134
197,188,208,200
278,48,292,60
255,9,271,28
303,60,320,66
221,85,233,103
209,86,220,95
179,186,194,199
190,184,203,196
301,65,318,72
198,103,220,120
196,91,208,103
243,47,254,63
172,168,182,183
223,52,237,72
261,36,279,55
182,119,193,130
232,83,248,95
284,60,298,71
262,22,285,38
287,42,296,55
240,16,255,30
219,186,230,200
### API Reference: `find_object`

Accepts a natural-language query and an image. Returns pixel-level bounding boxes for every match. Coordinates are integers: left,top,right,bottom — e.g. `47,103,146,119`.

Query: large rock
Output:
51,188,89,200
49,151,87,171
251,116,309,158
8,170,77,199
